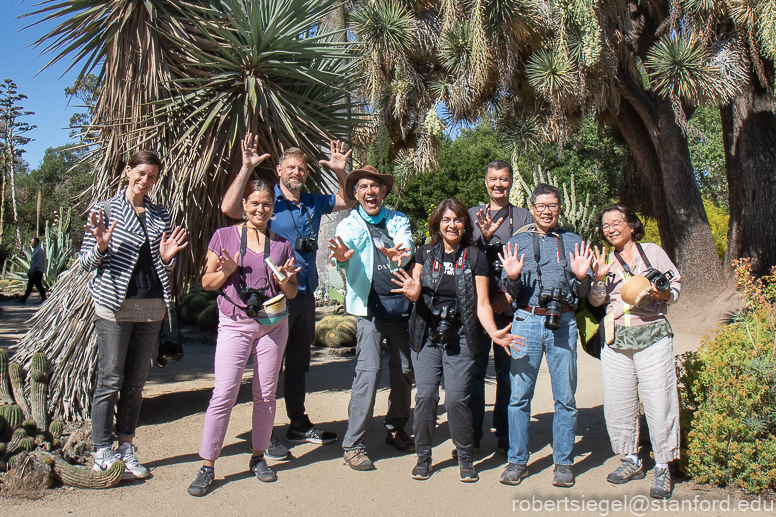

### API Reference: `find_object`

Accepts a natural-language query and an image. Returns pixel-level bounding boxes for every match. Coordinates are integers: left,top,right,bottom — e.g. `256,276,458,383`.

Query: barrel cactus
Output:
51,453,125,489
7,427,28,453
197,303,219,333
315,315,357,348
3,404,24,429
30,353,49,432
49,420,64,438
22,419,38,435
0,349,15,405
8,362,32,419
18,436,35,452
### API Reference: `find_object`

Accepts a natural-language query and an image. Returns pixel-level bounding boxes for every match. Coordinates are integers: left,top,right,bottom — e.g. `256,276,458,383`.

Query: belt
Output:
519,305,574,316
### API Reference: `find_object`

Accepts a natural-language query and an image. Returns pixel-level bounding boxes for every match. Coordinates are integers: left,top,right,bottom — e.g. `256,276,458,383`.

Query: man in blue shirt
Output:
222,134,354,457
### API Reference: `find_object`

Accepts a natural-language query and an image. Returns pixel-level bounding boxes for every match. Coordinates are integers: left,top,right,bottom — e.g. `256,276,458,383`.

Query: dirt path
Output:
0,301,764,516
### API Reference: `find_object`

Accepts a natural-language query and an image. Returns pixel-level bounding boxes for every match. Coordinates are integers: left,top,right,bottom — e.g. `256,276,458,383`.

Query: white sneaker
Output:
117,442,150,480
92,446,121,472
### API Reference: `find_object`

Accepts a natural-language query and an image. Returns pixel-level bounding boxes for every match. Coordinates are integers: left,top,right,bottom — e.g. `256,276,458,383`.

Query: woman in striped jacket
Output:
79,150,188,480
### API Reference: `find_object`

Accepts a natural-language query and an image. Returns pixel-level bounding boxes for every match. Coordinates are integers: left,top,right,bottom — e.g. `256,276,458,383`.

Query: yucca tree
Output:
15,0,359,421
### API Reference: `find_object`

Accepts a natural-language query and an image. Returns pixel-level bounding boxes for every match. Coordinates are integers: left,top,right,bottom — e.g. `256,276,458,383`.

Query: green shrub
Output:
677,259,776,493
197,304,219,333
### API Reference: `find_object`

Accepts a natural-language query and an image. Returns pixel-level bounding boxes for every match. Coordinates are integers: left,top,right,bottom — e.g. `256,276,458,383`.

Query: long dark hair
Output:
597,204,645,242
428,198,474,248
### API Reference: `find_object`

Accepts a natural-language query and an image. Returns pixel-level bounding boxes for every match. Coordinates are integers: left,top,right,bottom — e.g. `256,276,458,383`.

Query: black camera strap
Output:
485,203,514,240
428,242,468,305
531,229,569,294
282,196,317,240
613,242,652,276
239,224,272,291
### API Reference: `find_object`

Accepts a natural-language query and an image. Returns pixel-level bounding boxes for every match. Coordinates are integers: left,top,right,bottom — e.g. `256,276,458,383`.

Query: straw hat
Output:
621,275,652,307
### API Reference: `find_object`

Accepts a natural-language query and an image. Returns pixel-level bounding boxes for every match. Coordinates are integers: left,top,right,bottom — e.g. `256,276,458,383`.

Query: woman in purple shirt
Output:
188,178,299,496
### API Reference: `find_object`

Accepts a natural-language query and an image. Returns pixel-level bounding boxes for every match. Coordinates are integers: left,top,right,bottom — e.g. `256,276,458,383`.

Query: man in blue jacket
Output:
327,165,416,471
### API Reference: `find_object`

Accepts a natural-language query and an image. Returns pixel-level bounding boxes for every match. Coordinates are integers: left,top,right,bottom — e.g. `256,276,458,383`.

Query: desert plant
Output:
4,211,74,290
0,349,14,406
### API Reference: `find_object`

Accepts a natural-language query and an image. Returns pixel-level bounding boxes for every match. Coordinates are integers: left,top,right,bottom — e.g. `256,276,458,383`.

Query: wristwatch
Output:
594,279,606,288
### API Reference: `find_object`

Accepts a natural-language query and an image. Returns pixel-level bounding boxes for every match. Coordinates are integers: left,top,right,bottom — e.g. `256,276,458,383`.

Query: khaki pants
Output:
601,336,680,464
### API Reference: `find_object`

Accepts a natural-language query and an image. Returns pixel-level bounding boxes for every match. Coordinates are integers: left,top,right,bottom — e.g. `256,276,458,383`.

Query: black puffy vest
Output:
407,243,488,355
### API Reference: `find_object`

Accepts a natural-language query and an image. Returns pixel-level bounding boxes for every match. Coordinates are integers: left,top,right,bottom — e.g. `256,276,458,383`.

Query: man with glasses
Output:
496,183,593,488
222,136,353,458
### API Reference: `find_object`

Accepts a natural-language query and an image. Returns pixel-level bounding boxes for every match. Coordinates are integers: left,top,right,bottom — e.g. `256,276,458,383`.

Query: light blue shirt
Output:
334,207,415,317
30,245,45,273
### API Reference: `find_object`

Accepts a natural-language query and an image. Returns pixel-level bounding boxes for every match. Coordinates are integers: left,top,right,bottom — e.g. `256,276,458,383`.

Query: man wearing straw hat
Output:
327,165,416,471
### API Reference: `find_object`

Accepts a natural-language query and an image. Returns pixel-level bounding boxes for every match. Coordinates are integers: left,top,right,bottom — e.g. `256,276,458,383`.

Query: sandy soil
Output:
0,293,768,517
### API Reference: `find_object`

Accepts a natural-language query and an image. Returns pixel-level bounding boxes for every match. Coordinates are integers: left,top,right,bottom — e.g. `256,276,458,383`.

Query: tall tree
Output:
0,79,36,252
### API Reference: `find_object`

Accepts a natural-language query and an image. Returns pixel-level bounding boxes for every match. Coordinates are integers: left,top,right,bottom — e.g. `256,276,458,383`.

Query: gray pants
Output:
342,315,414,450
91,317,162,448
412,322,476,461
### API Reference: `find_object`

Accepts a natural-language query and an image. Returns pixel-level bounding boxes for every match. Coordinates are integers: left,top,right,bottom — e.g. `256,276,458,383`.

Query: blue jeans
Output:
508,309,578,466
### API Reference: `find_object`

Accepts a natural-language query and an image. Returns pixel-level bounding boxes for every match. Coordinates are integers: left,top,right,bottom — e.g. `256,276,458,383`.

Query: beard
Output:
281,176,304,193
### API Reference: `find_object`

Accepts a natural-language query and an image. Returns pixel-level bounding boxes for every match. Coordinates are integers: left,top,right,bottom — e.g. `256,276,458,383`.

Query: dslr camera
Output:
241,286,267,318
431,305,456,344
644,268,675,292
485,240,503,275
156,340,183,368
537,288,569,330
295,236,319,253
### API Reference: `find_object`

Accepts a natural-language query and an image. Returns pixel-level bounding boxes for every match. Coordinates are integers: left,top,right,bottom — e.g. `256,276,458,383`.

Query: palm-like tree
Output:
15,0,359,421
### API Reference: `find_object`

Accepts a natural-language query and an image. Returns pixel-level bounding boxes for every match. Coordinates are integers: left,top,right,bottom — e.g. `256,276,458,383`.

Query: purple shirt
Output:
208,225,295,319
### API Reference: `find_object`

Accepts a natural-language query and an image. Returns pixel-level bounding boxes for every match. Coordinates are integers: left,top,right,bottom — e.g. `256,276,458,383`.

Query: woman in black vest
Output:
392,198,523,482
79,150,188,480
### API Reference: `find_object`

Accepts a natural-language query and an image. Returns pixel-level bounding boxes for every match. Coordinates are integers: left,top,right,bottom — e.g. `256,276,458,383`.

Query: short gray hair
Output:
485,160,512,179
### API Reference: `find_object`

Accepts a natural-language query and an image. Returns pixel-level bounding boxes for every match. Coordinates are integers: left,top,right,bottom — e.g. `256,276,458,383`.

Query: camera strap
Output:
282,196,317,240
531,229,568,293
484,203,514,240
613,242,652,276
428,242,467,303
239,224,272,292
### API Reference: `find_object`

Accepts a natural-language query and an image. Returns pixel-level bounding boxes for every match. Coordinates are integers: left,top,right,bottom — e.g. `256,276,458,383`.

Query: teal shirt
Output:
334,208,415,317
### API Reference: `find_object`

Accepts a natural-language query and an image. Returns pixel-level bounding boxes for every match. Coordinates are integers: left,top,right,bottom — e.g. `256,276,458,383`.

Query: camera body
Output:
241,286,267,318
156,340,183,368
644,268,674,292
295,236,319,253
485,240,503,275
537,287,569,330
431,305,456,343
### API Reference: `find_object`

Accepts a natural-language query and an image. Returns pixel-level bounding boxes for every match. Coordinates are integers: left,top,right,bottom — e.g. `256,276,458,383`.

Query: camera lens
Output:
654,276,669,291
544,301,562,330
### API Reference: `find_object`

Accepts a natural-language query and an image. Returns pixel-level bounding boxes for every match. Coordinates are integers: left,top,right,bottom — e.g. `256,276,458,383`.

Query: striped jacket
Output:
79,193,176,312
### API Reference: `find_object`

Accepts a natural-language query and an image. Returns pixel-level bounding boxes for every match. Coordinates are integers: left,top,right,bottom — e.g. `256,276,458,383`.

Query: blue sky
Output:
1,0,82,169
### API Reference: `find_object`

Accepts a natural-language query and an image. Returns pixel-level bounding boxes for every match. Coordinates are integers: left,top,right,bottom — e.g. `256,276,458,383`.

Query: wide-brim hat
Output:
345,165,395,200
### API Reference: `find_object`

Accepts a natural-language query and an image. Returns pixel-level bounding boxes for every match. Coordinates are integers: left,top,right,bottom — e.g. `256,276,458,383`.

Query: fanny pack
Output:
254,292,288,326
367,291,411,320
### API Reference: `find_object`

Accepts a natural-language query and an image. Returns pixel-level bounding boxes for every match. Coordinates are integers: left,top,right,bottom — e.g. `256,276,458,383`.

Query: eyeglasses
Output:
601,220,627,233
532,203,560,212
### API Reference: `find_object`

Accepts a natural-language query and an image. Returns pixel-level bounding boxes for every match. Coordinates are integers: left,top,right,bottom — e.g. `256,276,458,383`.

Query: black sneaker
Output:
459,458,478,482
249,455,277,482
265,433,289,460
286,425,336,445
187,467,215,497
411,457,432,480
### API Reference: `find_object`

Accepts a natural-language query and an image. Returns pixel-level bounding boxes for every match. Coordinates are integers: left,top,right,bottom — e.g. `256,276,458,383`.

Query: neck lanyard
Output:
239,224,272,290
531,229,570,293
429,242,467,302
281,196,317,240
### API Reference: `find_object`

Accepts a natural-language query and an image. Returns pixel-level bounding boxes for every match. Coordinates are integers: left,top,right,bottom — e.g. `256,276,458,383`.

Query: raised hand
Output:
241,132,271,170
327,236,354,263
378,242,411,264
569,241,594,281
319,140,352,172
491,324,525,352
216,249,240,277
390,268,420,300
475,207,504,241
276,257,301,285
498,242,525,281
592,246,612,283
84,210,117,253
160,226,189,263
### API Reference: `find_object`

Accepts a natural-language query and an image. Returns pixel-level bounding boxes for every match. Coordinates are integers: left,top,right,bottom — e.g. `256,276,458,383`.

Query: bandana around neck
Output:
358,205,387,224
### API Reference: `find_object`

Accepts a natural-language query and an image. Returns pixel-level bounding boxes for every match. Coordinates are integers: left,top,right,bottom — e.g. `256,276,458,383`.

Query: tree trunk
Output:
0,167,5,247
8,157,22,252
720,71,776,278
612,89,726,299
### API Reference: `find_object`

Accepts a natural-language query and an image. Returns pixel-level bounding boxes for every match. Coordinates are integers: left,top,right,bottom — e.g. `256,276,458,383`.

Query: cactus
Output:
18,436,35,452
3,404,24,429
22,419,38,435
30,353,49,433
7,453,18,470
7,427,28,453
8,362,32,419
315,315,357,348
49,420,64,438
197,304,219,333
0,349,15,405
313,316,336,347
0,442,5,454
44,452,126,489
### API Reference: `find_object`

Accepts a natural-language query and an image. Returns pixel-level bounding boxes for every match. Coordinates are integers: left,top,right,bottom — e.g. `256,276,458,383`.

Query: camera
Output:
156,340,183,368
431,305,456,343
644,268,675,292
485,241,503,275
241,286,266,318
538,288,566,330
295,236,319,253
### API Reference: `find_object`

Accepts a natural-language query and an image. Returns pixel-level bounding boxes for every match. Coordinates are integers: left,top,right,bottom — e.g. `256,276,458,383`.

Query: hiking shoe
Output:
286,425,337,445
187,467,215,497
607,458,645,485
265,433,289,461
92,446,121,473
459,458,479,482
500,463,529,485
249,455,277,482
496,438,509,457
411,456,432,480
552,464,575,487
343,448,375,471
650,467,672,499
117,442,150,480
386,429,415,453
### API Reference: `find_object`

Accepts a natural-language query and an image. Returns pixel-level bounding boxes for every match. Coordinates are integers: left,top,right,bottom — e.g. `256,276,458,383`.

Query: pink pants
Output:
199,312,289,461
